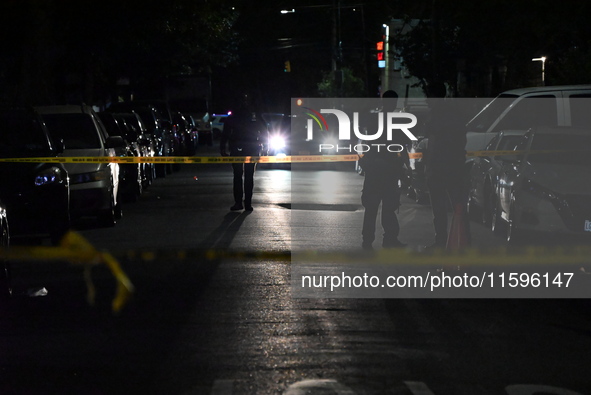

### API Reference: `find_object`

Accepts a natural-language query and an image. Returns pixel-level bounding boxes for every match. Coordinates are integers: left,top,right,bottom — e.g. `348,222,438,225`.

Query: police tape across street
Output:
0,150,560,164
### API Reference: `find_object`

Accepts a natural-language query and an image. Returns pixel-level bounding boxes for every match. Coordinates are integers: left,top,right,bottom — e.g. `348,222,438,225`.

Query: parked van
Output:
465,85,591,154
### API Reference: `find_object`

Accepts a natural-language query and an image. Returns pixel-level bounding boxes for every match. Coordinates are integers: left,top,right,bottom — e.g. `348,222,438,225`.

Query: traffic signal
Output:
284,60,291,72
376,41,385,68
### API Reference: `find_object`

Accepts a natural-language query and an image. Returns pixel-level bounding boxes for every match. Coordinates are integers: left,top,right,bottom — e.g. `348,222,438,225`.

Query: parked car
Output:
112,112,156,188
0,107,70,243
97,112,143,202
184,113,200,154
107,102,174,177
467,130,527,225
492,127,591,243
172,111,197,156
169,98,212,146
36,105,124,227
0,200,9,299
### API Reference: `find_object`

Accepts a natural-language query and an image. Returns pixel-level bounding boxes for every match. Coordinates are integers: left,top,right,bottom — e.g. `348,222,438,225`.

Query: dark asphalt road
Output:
1,162,591,394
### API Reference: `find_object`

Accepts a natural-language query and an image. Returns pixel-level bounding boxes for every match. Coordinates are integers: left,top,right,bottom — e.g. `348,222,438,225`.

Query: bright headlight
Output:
269,135,286,150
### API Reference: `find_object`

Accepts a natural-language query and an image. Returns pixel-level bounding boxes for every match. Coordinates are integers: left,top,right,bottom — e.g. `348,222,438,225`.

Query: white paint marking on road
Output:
210,379,234,395
405,381,436,395
505,384,584,395
284,379,356,395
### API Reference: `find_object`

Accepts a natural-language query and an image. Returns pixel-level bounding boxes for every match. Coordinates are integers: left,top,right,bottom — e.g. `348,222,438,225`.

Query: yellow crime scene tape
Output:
0,231,134,313
118,245,591,267
4,243,591,270
2,241,591,314
0,155,360,164
0,150,576,164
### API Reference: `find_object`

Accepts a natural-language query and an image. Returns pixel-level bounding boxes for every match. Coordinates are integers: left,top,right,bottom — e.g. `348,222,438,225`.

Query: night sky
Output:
1,1,590,112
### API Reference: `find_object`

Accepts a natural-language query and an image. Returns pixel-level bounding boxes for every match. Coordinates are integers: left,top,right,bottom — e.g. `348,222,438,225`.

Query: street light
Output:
532,56,546,86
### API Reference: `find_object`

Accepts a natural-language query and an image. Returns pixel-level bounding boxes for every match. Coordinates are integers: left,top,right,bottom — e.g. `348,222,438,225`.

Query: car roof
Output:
502,85,591,96
35,104,95,115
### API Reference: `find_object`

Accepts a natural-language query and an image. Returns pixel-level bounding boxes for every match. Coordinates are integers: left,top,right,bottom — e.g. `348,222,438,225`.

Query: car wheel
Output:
506,193,523,244
491,195,505,236
142,164,151,189
114,201,123,221
155,163,165,178
98,192,116,228
467,194,480,221
130,174,142,202
482,185,493,226
0,220,12,300
148,164,155,185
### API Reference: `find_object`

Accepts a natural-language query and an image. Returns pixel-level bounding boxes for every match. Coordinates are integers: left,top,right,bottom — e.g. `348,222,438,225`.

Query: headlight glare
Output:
269,135,286,150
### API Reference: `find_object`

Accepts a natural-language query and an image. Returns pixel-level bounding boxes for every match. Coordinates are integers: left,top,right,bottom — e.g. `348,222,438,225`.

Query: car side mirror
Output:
105,136,127,149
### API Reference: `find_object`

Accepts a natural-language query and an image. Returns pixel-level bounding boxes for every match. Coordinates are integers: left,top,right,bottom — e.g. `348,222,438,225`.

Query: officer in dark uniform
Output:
423,83,469,248
359,90,410,250
220,105,265,211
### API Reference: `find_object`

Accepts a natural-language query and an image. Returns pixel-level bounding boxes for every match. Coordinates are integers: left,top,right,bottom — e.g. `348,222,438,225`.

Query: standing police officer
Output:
220,102,265,211
359,90,409,250
423,83,469,248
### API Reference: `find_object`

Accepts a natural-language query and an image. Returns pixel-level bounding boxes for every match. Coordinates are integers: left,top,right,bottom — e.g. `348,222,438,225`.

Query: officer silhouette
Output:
220,98,265,211
423,83,470,248
360,90,409,250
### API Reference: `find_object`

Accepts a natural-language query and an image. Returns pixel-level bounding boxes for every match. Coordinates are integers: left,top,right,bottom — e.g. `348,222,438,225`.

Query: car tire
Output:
130,175,143,202
98,191,116,228
481,184,493,227
114,201,123,221
147,164,155,186
156,164,167,178
0,221,11,301
467,195,480,222
491,195,505,236
506,193,523,244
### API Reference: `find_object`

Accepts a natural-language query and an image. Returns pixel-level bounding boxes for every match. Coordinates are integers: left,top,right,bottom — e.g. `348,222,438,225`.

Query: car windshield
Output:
42,113,101,149
466,94,519,132
528,133,591,166
0,112,50,155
